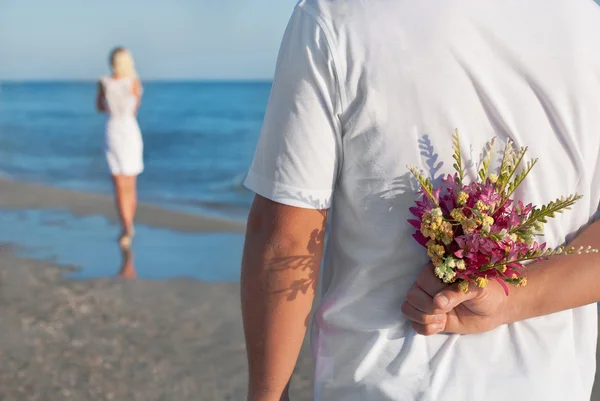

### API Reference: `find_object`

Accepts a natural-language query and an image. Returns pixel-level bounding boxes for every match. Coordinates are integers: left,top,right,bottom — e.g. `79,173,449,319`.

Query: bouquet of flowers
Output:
408,131,597,294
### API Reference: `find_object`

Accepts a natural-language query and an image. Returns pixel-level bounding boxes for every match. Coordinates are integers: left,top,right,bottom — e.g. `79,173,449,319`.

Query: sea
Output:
0,81,271,280
0,81,268,219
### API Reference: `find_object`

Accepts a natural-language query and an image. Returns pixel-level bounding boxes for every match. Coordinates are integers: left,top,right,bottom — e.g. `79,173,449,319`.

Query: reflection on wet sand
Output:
118,247,137,279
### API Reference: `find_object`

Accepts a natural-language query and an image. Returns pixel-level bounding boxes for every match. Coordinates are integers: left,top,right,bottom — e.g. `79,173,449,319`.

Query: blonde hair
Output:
109,47,137,78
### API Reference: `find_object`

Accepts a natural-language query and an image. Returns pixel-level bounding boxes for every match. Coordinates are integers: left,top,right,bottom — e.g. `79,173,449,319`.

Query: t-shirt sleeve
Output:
243,6,343,210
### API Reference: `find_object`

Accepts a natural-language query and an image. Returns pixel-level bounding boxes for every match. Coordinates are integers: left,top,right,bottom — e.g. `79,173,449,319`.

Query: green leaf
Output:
498,145,528,195
452,130,465,186
503,158,538,202
498,139,515,178
478,137,497,183
407,165,439,206
511,194,583,234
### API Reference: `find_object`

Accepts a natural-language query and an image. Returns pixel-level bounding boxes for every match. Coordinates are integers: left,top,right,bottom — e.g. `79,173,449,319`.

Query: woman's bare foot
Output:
118,234,132,249
118,228,135,249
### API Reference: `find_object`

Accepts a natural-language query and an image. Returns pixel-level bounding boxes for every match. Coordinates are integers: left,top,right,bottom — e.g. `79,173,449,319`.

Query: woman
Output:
96,47,143,249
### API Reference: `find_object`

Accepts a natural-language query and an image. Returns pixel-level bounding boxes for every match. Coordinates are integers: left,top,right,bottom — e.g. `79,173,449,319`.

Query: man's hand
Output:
403,218,600,335
402,265,508,335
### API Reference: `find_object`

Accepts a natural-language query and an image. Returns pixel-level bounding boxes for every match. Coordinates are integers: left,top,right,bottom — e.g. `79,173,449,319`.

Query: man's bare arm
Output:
241,195,327,401
503,218,600,324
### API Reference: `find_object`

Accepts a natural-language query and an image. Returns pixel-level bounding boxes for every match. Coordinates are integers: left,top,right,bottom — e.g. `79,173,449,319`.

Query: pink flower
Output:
413,231,428,247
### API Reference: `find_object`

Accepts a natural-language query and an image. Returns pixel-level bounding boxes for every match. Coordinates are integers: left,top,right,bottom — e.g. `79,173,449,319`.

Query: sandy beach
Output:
0,177,599,400
0,246,314,401
0,177,313,400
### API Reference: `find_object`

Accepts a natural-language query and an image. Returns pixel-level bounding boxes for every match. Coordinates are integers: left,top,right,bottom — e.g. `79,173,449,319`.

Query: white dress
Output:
101,76,144,176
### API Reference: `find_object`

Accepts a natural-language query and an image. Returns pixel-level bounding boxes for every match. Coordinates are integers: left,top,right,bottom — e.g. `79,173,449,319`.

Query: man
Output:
241,1,600,400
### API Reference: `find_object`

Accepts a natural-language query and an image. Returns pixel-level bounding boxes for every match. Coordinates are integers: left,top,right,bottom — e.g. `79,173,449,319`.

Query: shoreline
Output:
0,177,246,234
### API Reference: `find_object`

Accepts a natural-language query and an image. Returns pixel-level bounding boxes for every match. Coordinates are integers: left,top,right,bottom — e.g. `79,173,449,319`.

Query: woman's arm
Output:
132,78,143,113
96,81,106,112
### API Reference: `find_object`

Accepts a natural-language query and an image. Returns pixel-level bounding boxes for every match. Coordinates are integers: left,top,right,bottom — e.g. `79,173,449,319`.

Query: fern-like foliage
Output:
498,139,516,177
478,137,496,182
407,165,438,206
482,244,598,272
498,145,527,194
503,158,538,201
512,194,583,233
452,130,465,186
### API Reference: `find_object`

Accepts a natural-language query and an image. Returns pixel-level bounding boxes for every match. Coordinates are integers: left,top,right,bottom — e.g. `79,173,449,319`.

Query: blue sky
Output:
0,0,298,80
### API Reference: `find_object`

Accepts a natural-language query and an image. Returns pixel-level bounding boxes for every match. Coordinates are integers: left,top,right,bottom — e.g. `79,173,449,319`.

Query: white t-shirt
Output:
244,1,600,400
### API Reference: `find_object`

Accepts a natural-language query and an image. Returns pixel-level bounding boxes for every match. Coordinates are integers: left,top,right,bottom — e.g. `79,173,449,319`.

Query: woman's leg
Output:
127,175,138,232
112,175,138,241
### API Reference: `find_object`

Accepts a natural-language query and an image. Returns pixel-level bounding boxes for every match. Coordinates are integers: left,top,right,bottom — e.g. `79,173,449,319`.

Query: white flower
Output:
533,221,544,232
444,270,457,283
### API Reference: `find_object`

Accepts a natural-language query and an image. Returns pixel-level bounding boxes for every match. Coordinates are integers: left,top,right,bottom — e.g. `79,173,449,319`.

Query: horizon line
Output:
0,78,273,84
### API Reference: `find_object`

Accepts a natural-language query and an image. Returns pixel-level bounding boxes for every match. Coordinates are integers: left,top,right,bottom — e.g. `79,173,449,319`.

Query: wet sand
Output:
0,177,245,233
0,246,314,401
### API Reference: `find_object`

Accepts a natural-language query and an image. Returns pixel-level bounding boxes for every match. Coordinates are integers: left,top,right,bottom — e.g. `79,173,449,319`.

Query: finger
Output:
401,301,446,325
416,264,448,298
411,321,445,336
405,284,445,314
434,283,477,311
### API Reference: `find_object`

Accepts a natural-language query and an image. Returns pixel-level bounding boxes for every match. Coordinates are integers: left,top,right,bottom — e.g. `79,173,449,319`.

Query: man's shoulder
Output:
296,0,357,13
296,0,600,40
296,0,372,23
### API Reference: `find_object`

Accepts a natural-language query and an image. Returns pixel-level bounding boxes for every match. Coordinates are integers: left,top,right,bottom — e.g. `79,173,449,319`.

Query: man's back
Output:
245,0,600,400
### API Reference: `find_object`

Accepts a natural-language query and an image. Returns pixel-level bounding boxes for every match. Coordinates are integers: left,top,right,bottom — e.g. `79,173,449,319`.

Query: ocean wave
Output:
206,173,247,192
